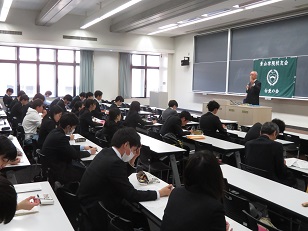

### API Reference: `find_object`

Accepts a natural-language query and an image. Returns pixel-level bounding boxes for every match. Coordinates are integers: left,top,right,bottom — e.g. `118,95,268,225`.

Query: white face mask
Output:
66,128,75,135
122,150,134,162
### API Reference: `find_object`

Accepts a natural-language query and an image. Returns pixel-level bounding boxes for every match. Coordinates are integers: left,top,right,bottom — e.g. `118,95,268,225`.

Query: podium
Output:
226,105,272,126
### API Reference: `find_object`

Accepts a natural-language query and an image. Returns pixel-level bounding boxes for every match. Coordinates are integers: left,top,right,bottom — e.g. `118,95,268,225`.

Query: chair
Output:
98,201,136,231
223,191,250,226
239,162,271,179
284,134,301,158
138,145,171,182
243,210,283,231
194,141,213,154
56,183,85,231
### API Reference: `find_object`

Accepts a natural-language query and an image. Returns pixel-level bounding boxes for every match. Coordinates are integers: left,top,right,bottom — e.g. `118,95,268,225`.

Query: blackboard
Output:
193,14,308,97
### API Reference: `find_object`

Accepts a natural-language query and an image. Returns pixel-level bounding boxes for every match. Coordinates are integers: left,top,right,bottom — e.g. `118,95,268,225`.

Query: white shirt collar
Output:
112,146,123,161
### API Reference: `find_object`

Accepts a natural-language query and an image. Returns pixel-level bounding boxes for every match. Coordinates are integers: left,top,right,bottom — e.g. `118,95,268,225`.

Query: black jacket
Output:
160,115,190,137
245,80,261,105
124,111,152,129
91,100,105,119
56,99,67,113
38,116,57,148
200,112,227,138
79,108,101,138
161,186,226,231
3,94,13,108
10,101,23,123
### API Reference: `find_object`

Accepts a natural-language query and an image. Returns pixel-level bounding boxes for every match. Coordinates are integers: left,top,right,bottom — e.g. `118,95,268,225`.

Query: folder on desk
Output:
285,158,308,169
14,183,42,193
186,135,205,140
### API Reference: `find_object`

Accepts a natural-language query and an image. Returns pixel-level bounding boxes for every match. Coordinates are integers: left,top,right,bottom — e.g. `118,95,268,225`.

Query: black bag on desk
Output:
162,133,183,148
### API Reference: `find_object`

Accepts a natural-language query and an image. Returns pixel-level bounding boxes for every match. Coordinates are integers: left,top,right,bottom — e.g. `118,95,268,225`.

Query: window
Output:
131,54,160,97
0,45,79,97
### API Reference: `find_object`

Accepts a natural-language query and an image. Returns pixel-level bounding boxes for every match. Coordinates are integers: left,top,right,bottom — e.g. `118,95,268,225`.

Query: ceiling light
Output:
0,0,13,22
158,24,178,30
148,26,178,35
81,0,143,29
244,0,283,10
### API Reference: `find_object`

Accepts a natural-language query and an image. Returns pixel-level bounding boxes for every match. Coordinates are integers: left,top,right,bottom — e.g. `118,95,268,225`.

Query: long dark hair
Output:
0,176,17,224
129,101,141,113
184,151,224,200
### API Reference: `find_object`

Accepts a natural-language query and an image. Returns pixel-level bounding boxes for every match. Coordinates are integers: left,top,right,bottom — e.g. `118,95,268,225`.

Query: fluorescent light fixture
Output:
179,8,243,27
81,0,143,29
0,0,13,22
245,0,283,10
148,26,178,35
158,24,178,30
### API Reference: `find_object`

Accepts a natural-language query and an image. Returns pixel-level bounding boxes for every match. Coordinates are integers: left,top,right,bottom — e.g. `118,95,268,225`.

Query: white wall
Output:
171,34,308,128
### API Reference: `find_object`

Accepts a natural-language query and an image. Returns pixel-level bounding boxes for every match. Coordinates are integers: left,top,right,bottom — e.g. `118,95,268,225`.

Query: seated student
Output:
0,135,22,170
85,91,94,99
91,90,106,119
200,100,227,139
3,88,14,109
70,92,86,109
124,101,156,129
244,122,262,142
22,93,45,120
22,99,47,144
37,105,63,148
56,94,73,113
42,113,96,184
161,151,230,231
0,176,40,224
49,96,60,109
110,95,124,109
161,100,178,122
78,127,172,231
271,118,286,138
160,111,192,138
9,90,26,109
72,101,83,117
245,122,296,187
44,90,52,105
10,94,29,124
79,99,102,143
96,107,123,145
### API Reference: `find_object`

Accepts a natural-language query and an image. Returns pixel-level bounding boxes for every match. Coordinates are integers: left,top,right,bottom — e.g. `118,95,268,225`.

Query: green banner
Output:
253,57,297,98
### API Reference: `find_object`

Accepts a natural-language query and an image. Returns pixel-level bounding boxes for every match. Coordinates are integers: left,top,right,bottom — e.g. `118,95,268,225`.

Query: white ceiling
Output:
10,0,308,37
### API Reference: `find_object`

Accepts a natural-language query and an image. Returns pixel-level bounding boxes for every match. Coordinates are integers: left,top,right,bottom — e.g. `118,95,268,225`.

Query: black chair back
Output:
148,130,163,141
243,210,283,231
240,162,271,179
194,141,213,154
284,134,300,157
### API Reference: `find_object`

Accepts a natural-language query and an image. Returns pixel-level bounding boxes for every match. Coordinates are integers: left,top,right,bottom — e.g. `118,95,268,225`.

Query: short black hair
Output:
63,94,73,102
94,90,103,98
45,91,52,96
129,101,141,112
31,99,44,109
17,90,26,97
261,122,279,136
20,94,29,102
86,92,93,98
0,176,17,224
79,92,86,98
111,127,141,148
6,88,13,94
0,136,17,161
168,100,178,108
84,99,96,108
179,110,191,121
59,112,79,129
207,100,220,112
109,107,121,121
49,105,63,118
272,118,285,133
74,101,83,111
115,96,124,102
33,93,45,101
184,151,224,200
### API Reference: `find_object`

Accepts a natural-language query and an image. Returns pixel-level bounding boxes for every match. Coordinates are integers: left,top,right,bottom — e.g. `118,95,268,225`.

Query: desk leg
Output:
169,154,181,187
235,151,241,168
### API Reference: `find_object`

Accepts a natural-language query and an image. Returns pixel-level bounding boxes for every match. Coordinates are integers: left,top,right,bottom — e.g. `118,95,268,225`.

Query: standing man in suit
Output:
200,100,227,139
245,122,296,187
3,88,14,109
78,127,172,231
161,100,178,122
245,71,261,105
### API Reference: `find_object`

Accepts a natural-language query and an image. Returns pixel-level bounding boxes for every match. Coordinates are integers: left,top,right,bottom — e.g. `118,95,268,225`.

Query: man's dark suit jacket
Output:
3,94,13,108
161,186,226,231
42,128,90,183
78,147,157,214
9,98,18,109
91,100,105,119
79,108,101,139
38,116,57,148
124,111,152,129
245,135,287,182
49,97,60,109
161,108,177,122
102,120,123,142
56,99,67,112
10,101,23,123
159,115,190,137
70,96,81,109
245,80,261,105
200,112,227,138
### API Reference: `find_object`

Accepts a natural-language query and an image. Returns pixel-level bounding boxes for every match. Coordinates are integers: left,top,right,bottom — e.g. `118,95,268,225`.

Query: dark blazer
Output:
21,101,32,120
161,186,226,231
102,120,123,142
124,111,152,129
49,97,60,109
91,100,105,119
10,101,23,123
244,122,262,142
38,116,57,148
161,108,178,122
56,99,67,112
109,103,118,109
70,96,81,109
79,108,101,138
245,135,287,182
200,112,227,138
42,128,90,183
3,94,13,108
245,80,261,105
9,98,18,109
160,115,190,137
78,147,157,214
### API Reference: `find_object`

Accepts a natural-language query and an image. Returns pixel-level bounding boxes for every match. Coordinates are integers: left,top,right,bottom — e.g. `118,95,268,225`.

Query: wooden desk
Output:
139,133,185,187
2,181,74,231
128,173,251,231
221,164,308,221
69,134,103,161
